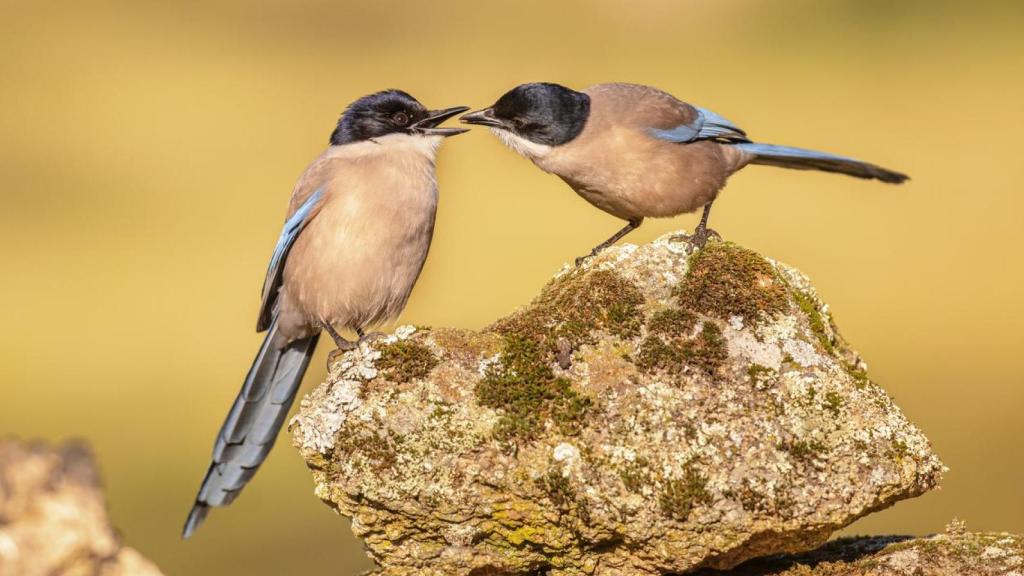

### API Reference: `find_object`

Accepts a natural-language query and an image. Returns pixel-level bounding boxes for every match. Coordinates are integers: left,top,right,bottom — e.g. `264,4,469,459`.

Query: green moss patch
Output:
780,438,827,462
475,335,593,443
846,363,871,389
658,467,711,521
824,390,844,416
675,242,789,325
793,290,836,355
747,363,775,383
637,322,728,376
376,340,438,383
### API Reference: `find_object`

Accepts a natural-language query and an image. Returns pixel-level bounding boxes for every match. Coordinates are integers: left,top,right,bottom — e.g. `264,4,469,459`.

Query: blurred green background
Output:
2,0,1022,574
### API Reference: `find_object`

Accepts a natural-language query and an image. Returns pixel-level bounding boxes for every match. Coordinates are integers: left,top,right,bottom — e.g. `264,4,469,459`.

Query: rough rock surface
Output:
290,231,944,576
0,439,164,576
708,521,1023,575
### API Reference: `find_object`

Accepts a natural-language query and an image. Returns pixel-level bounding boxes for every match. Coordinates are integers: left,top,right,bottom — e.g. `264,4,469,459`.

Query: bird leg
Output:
575,218,643,267
324,323,358,367
687,202,721,249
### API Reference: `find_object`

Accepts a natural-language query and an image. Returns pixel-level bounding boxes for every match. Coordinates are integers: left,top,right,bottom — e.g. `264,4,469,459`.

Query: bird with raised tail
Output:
462,82,908,265
182,90,468,538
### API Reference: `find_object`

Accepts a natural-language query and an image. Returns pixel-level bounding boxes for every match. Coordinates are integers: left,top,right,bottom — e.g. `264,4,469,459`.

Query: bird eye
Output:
392,112,409,126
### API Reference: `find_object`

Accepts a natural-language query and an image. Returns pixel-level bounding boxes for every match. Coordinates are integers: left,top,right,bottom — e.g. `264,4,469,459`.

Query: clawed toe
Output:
327,347,349,368
686,227,720,249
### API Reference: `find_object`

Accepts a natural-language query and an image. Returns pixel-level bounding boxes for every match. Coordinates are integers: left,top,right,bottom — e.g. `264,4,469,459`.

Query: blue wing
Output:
650,106,749,144
256,188,324,332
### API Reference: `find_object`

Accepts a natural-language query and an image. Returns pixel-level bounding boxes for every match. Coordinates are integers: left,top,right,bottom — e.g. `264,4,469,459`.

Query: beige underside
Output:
273,134,442,343
529,83,752,221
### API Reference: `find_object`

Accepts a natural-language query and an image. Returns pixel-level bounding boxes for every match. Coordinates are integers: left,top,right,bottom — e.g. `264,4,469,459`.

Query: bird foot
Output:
326,335,358,368
574,248,603,268
686,227,721,250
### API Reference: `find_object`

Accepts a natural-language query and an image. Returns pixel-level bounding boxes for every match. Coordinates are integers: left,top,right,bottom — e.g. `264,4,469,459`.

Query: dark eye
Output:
392,112,409,126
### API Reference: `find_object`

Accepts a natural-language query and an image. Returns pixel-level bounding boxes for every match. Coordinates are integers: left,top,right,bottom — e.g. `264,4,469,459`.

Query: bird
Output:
182,90,468,538
461,82,908,264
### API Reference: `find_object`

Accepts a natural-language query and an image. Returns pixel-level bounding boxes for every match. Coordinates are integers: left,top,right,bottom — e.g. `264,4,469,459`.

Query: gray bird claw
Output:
574,250,600,268
326,347,347,368
687,227,721,249
326,336,359,368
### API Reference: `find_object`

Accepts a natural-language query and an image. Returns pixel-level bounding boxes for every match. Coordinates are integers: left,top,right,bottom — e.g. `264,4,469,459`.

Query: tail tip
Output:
881,170,910,184
182,503,210,539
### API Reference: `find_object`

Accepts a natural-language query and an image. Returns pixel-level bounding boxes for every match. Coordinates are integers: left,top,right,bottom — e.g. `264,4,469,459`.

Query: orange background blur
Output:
2,1,1022,574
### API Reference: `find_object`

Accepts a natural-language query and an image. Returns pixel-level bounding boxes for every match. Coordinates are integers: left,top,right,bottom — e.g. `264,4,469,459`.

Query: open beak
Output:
459,107,506,129
412,106,471,137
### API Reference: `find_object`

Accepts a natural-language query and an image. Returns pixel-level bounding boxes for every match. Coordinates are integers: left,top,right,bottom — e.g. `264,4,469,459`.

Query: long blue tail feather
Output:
735,142,908,183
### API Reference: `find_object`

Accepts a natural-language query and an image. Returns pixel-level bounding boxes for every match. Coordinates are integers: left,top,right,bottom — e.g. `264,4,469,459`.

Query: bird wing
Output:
650,106,750,144
255,188,324,332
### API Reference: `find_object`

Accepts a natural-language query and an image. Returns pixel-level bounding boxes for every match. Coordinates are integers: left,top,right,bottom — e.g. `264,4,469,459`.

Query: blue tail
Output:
734,142,908,184
182,319,319,538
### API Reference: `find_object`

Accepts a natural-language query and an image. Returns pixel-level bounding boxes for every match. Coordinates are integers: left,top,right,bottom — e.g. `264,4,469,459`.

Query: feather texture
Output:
650,106,749,144
256,188,324,333
183,320,319,538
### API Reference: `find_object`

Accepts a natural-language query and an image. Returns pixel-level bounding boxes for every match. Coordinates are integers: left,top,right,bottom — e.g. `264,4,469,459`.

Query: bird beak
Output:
411,106,471,137
460,107,507,129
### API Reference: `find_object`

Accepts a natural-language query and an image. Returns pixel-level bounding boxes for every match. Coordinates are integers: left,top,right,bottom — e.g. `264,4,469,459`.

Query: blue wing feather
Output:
256,188,324,332
650,106,748,143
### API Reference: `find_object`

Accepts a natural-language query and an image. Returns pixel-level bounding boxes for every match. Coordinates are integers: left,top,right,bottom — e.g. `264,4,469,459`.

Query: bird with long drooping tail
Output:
462,82,907,264
182,90,468,538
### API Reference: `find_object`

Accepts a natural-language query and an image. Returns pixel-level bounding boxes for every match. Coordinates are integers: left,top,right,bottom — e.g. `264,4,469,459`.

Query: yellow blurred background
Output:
2,0,1022,574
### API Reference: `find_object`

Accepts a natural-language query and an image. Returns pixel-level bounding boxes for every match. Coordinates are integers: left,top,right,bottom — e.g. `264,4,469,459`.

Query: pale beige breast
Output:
278,137,440,337
535,83,747,220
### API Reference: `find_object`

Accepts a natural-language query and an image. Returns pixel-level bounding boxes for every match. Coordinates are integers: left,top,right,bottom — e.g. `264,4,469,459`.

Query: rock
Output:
290,231,945,576
706,520,1023,575
0,439,164,576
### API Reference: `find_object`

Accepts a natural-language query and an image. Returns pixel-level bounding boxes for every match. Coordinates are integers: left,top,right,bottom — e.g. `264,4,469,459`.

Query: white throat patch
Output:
333,133,444,160
366,132,443,159
490,128,552,160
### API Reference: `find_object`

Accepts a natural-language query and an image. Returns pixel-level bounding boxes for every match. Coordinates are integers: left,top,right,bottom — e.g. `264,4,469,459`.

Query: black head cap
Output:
329,90,469,145
330,89,424,145
462,83,590,146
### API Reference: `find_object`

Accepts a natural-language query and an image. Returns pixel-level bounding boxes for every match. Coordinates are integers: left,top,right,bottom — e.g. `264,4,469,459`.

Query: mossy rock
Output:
291,231,944,576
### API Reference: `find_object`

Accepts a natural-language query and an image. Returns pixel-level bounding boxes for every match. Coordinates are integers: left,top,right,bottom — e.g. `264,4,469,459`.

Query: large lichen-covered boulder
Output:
290,231,944,576
0,440,164,576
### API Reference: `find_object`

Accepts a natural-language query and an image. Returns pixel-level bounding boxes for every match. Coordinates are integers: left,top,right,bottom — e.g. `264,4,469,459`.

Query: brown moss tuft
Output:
675,242,789,325
618,456,653,493
475,335,593,443
536,468,576,508
492,269,644,355
648,307,698,337
376,340,438,383
332,419,401,472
